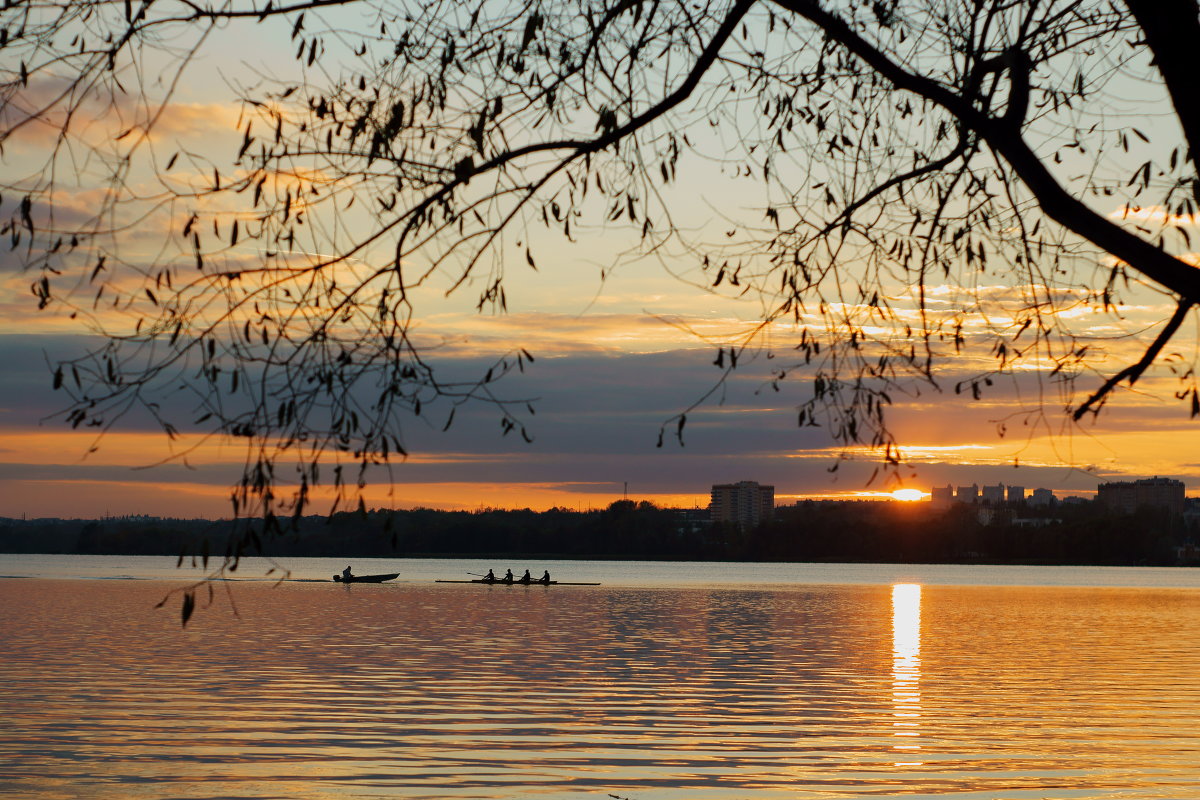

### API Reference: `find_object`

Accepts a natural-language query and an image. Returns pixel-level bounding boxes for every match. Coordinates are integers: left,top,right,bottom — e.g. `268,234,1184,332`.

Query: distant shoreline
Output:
4,499,1197,566
1,550,1194,569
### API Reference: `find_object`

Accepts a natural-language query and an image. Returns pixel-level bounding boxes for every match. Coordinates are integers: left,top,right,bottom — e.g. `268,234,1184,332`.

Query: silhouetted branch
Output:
1073,300,1195,421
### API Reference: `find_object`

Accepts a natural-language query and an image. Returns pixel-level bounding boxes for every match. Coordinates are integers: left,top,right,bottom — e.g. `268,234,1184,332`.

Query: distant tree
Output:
3,0,1199,552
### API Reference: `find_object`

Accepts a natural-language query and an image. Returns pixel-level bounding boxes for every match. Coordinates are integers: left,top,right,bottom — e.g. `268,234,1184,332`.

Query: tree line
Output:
2,499,1193,565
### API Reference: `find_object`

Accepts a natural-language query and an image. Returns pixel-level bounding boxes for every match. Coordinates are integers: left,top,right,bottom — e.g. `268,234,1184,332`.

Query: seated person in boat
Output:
519,569,532,584
484,569,496,583
342,566,353,581
503,568,514,583
539,570,551,584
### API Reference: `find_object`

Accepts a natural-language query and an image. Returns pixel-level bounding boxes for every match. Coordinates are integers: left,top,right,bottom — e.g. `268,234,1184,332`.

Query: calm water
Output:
1,557,1199,799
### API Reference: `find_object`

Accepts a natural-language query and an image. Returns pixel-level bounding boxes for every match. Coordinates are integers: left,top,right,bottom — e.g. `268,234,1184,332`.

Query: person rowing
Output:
519,569,532,584
483,569,496,583
503,568,514,583
539,570,551,585
341,565,353,581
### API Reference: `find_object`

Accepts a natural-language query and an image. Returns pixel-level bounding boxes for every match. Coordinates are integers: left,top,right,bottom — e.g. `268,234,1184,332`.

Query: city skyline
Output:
1,459,1189,521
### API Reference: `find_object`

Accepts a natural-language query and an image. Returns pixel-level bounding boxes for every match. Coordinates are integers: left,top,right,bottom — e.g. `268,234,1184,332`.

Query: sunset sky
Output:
4,267,1196,518
2,6,1198,519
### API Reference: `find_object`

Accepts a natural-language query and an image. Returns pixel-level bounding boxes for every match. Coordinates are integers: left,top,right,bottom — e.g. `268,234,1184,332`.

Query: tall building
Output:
1007,485,1025,503
955,484,979,504
1029,488,1056,506
1097,477,1186,514
710,481,775,528
930,485,955,509
981,484,1005,504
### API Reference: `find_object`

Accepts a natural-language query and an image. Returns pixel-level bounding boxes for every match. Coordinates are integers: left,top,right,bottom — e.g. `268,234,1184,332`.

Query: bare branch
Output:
1073,300,1195,421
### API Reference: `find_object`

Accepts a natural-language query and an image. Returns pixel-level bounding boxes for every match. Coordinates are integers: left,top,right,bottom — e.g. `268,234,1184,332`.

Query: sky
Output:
2,2,1198,519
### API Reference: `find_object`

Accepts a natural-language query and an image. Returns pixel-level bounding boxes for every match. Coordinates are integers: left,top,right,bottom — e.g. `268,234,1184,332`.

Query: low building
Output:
977,507,1013,526
1176,541,1200,565
1096,477,1186,514
710,481,775,528
1184,500,1200,531
674,507,711,534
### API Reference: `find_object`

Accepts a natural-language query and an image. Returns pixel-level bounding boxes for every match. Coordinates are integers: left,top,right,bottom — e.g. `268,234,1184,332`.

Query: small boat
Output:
332,572,399,583
434,579,601,586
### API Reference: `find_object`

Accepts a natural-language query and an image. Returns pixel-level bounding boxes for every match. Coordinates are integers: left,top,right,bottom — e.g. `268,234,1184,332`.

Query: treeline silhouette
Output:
3,499,1195,565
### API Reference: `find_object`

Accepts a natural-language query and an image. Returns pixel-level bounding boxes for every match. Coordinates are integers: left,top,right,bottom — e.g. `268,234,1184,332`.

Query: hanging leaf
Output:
181,591,195,627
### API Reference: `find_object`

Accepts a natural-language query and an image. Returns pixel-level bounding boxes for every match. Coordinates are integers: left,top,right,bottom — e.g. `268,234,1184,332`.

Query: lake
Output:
1,555,1198,799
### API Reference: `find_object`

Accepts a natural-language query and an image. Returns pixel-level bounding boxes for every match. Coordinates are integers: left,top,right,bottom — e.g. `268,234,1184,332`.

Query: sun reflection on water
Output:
5,575,1200,799
891,583,922,765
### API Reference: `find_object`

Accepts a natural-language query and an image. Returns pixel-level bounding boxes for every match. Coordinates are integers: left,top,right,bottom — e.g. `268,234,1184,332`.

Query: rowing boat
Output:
332,572,399,583
435,579,601,586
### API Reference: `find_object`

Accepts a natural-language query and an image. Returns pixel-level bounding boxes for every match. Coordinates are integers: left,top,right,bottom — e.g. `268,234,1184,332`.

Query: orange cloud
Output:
0,473,710,519
0,73,242,152
1107,204,1199,226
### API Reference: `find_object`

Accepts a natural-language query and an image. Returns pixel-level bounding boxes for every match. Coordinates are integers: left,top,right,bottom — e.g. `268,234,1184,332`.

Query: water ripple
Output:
2,579,1198,799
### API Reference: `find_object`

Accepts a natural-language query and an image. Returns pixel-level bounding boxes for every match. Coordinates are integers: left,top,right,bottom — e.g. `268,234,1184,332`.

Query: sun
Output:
891,489,927,502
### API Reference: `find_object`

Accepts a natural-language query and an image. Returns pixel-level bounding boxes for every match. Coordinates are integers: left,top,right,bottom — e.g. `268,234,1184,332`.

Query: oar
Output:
466,572,488,578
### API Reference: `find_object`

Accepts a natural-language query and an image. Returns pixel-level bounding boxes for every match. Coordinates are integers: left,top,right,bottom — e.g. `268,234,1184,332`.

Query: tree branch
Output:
1123,0,1200,189
1073,300,1195,420
395,0,755,255
771,0,1200,303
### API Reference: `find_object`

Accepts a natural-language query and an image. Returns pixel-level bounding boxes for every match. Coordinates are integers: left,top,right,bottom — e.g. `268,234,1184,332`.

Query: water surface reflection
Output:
1,578,1198,799
891,583,922,765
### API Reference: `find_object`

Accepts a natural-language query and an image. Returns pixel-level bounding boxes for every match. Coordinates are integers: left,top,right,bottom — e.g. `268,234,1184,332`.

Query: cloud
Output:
415,310,728,356
0,71,242,152
1107,204,1199,227
3,308,1198,518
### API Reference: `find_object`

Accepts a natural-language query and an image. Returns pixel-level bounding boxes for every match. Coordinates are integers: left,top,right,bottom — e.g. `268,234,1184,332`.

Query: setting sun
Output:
891,489,927,502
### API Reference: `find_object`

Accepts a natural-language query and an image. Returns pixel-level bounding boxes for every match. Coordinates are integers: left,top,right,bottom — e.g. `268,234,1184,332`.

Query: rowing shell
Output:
332,572,399,583
434,579,601,586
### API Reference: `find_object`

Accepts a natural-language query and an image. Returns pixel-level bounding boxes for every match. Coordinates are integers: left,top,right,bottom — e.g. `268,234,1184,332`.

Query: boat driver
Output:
342,565,353,581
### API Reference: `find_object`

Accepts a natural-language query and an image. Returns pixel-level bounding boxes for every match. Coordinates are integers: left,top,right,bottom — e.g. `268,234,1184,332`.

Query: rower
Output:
504,568,514,583
342,565,353,581
484,569,496,583
520,569,531,584
539,570,551,585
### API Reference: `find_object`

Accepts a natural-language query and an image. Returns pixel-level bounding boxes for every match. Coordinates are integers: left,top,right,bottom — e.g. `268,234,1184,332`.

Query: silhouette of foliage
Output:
1,499,1191,565
3,0,1199,570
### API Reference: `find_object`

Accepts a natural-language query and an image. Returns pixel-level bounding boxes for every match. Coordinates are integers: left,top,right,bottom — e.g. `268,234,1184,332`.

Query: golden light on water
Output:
3,572,1200,797
892,583,922,765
